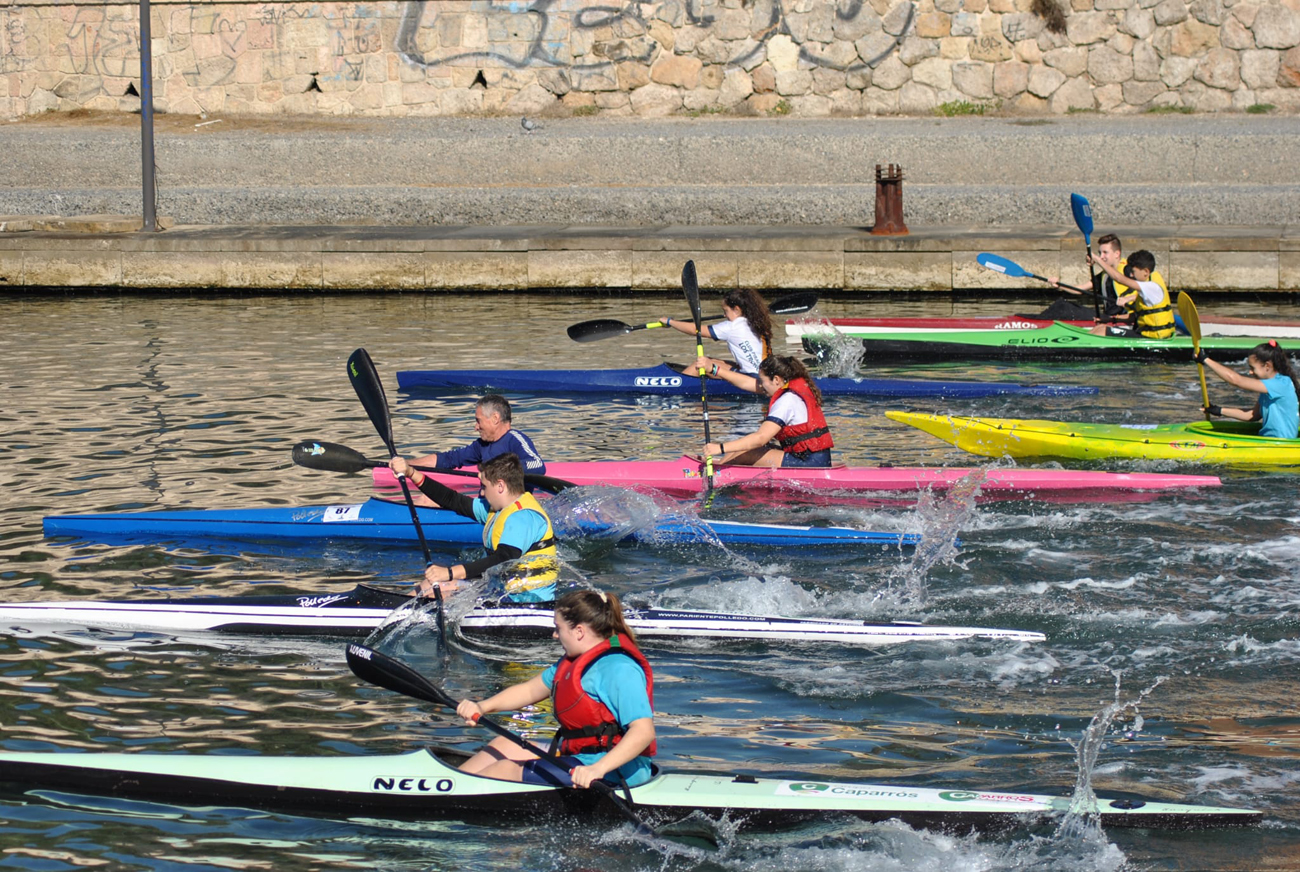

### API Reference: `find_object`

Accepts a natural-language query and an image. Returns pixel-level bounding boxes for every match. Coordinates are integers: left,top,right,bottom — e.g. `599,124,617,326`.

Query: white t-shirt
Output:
766,391,809,428
709,317,764,374
1132,280,1165,307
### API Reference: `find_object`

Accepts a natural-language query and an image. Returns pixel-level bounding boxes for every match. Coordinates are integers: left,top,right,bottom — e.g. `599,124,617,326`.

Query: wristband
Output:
664,317,670,326
711,364,718,376
721,442,726,454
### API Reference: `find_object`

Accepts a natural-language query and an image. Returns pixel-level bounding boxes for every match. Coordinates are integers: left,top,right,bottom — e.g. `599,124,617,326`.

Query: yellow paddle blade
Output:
1177,292,1211,414
1177,292,1202,347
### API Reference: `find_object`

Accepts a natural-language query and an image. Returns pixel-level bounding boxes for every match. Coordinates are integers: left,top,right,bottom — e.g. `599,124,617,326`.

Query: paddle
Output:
1178,292,1212,419
290,439,575,495
977,253,1099,300
682,260,715,491
567,291,819,343
345,642,673,841
347,348,446,645
1071,193,1101,321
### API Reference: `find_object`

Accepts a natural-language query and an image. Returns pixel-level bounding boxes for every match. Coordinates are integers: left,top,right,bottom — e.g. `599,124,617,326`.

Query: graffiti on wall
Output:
395,0,913,74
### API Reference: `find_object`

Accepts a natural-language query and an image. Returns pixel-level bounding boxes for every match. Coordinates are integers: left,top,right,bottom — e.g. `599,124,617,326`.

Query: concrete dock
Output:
2,113,1297,292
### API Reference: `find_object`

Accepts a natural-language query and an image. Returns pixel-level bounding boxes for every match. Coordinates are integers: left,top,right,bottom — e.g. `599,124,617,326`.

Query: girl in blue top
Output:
454,589,656,790
1195,340,1300,439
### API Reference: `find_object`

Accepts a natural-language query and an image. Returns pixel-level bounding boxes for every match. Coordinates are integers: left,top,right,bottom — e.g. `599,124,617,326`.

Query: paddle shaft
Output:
682,261,715,489
347,349,446,643
345,643,658,837
291,440,574,493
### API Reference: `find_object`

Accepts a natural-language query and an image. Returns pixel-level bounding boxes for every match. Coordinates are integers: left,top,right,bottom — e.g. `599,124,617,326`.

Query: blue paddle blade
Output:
976,252,1031,279
1070,193,1093,244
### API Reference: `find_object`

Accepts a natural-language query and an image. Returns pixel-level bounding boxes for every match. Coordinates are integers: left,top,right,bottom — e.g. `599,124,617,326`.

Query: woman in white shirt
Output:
663,289,773,385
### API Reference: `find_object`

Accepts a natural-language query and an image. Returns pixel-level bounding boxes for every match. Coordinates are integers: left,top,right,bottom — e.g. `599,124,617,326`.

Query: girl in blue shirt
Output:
454,589,656,790
1195,340,1300,439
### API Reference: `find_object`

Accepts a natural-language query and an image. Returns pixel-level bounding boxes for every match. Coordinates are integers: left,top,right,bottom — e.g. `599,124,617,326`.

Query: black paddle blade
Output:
291,440,375,474
346,642,453,708
567,319,636,343
524,473,575,495
347,348,396,455
682,261,702,329
769,291,819,316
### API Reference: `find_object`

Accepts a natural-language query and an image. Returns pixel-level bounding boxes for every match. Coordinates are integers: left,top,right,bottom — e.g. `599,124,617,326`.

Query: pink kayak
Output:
372,456,1220,499
786,315,1300,340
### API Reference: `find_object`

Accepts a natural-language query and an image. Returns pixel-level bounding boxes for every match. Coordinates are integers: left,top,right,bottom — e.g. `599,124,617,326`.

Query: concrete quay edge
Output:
1,222,1298,293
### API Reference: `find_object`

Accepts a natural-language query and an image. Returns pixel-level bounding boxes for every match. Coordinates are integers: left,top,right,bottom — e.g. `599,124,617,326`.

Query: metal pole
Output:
139,0,158,231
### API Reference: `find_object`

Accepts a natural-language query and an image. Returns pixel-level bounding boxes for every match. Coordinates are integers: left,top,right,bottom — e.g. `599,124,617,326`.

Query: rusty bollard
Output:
870,164,908,236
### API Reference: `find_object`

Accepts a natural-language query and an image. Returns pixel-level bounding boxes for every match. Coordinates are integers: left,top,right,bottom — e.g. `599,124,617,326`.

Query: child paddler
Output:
1195,340,1300,438
455,589,656,789
388,452,558,602
1086,249,1176,339
698,355,834,468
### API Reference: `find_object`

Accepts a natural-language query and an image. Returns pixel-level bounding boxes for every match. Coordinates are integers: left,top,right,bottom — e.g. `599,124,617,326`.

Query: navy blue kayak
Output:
396,364,1095,398
44,497,923,550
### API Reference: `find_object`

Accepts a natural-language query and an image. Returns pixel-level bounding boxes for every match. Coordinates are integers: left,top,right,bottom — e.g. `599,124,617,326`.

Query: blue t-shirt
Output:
541,651,654,787
438,429,546,473
470,499,554,603
1259,374,1299,439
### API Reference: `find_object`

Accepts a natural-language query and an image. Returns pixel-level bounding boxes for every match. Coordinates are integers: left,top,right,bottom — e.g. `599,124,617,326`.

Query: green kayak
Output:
803,321,1268,362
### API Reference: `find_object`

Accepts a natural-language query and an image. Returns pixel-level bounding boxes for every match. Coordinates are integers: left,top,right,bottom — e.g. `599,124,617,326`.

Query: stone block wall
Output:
3,0,1299,119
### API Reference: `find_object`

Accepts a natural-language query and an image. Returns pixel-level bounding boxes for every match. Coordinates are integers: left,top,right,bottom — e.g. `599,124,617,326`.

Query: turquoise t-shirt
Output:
541,652,654,787
1259,374,1299,439
471,498,554,602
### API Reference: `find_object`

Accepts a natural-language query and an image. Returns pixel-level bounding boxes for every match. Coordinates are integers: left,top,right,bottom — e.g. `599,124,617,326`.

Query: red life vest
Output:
550,634,657,758
769,378,834,455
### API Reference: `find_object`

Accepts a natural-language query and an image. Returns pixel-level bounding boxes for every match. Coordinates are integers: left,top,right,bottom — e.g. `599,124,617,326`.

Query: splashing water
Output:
789,316,864,377
874,466,989,610
545,485,763,573
1058,669,1168,841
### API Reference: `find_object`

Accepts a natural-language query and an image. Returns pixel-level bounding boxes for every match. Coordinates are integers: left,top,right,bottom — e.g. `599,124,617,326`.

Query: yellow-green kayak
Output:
886,411,1300,466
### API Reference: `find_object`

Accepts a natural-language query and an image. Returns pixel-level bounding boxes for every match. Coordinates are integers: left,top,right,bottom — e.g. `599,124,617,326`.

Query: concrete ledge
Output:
2,222,1298,292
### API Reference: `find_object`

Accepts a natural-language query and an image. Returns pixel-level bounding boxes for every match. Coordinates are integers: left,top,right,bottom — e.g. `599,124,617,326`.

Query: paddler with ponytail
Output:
699,354,834,468
388,452,558,603
455,589,656,789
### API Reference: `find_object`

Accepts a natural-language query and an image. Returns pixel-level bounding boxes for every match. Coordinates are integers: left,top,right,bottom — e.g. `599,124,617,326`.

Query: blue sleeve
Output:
436,440,486,469
541,662,558,689
485,431,546,473
470,497,491,524
584,656,653,726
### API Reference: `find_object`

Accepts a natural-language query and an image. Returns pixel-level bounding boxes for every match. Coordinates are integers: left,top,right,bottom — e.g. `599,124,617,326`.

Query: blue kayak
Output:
396,364,1094,398
44,497,923,550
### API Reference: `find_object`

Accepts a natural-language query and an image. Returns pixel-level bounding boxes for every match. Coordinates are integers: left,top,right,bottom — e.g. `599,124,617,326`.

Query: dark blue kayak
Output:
43,497,923,550
396,364,1095,398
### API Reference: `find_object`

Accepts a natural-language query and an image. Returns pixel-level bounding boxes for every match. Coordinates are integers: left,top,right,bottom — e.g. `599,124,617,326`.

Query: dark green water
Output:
1,292,1298,871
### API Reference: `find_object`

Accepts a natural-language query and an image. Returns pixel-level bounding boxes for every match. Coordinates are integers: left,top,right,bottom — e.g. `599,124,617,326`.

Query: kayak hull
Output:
803,322,1265,362
888,412,1300,466
396,363,1094,398
372,456,1221,498
0,585,1045,645
788,315,1300,341
0,747,1258,830
42,497,922,550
